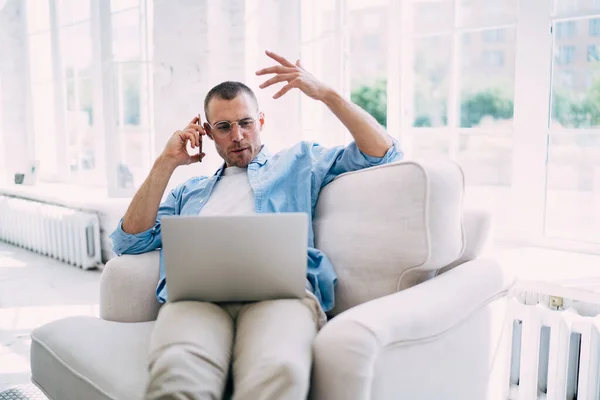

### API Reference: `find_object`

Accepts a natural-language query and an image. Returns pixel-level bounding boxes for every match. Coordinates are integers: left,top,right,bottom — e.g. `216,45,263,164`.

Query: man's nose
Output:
231,124,243,142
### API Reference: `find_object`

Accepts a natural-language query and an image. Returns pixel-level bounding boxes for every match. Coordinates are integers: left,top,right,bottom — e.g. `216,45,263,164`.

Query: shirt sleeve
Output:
109,184,184,256
310,137,403,188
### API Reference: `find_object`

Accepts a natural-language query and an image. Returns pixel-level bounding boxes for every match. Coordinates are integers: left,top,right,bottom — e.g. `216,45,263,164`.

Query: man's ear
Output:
259,112,265,129
203,122,214,140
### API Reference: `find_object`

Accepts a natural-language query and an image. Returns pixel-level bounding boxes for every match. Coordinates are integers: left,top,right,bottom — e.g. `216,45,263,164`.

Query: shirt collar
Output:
252,145,272,166
213,145,272,176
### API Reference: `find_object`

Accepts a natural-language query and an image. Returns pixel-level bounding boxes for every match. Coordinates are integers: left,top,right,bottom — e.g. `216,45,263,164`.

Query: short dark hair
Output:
203,81,258,123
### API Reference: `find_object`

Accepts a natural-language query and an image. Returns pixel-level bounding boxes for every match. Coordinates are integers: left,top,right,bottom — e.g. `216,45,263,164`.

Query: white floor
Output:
0,240,600,394
0,242,101,392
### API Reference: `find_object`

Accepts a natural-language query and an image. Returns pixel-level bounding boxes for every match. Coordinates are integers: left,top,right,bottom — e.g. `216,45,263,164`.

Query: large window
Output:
24,0,152,192
394,0,517,236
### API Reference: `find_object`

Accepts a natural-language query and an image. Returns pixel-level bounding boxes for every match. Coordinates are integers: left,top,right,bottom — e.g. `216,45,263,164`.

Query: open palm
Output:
256,50,332,100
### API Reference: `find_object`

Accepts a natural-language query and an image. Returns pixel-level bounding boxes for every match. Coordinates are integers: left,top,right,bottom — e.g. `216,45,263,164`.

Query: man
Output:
110,50,402,400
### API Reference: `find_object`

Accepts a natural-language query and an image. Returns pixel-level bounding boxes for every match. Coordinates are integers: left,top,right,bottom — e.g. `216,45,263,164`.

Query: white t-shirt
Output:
198,166,256,216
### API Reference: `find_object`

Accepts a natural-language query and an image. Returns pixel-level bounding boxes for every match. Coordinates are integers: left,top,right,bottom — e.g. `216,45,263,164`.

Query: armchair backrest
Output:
313,160,466,316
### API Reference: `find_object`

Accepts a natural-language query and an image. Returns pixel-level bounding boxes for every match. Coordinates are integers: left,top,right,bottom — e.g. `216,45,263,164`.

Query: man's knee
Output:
150,301,234,357
249,355,310,391
148,344,229,400
273,357,309,387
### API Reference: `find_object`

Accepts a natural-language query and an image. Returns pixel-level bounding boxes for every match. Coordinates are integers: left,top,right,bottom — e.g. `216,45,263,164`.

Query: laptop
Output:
161,213,308,303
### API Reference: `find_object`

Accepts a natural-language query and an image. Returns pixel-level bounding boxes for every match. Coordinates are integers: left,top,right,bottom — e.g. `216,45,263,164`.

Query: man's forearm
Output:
321,89,393,157
121,156,178,234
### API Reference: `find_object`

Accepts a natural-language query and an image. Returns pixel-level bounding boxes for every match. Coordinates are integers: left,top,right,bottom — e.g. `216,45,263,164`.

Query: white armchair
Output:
30,160,514,400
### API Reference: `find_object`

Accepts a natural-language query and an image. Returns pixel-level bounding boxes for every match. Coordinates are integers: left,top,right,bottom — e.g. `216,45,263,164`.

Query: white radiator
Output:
0,195,101,269
507,285,600,400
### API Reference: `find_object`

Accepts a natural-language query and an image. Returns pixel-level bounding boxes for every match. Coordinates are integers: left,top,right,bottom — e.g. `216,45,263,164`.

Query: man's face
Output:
206,93,264,168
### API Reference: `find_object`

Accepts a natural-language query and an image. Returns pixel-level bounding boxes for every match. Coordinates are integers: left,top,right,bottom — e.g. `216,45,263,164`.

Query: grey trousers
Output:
145,292,325,400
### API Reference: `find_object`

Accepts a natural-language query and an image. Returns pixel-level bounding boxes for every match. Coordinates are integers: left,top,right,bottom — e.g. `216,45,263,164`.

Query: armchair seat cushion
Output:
30,317,153,400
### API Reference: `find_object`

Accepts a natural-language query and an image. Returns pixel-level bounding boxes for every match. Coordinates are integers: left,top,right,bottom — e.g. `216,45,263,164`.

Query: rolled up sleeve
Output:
360,138,403,165
109,185,183,256
311,138,403,188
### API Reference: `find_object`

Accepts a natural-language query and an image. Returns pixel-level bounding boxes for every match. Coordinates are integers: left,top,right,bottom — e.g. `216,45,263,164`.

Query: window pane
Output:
413,35,452,127
553,0,600,16
545,132,600,242
114,61,150,188
551,18,600,129
117,63,142,126
412,130,452,158
300,0,340,147
26,0,50,33
31,82,58,176
112,8,141,62
60,22,92,79
57,0,90,26
460,28,516,128
458,0,517,27
555,21,577,39
66,78,75,110
458,133,513,185
28,32,53,83
117,128,150,189
111,0,139,13
457,133,513,235
349,2,388,127
412,0,454,35
66,77,95,173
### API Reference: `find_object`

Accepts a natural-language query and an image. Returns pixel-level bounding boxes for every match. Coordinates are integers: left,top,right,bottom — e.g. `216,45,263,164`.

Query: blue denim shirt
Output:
110,140,402,312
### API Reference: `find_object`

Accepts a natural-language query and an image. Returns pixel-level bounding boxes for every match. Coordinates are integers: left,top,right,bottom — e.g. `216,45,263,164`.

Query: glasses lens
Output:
239,118,255,132
214,122,232,134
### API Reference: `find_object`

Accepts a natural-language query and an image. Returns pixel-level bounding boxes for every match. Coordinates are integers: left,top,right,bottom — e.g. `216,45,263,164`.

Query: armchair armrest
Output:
312,258,515,400
99,251,162,322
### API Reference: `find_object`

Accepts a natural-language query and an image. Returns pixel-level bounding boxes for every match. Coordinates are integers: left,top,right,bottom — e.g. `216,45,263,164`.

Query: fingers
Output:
273,81,297,99
188,115,199,125
255,65,296,76
181,122,206,150
265,50,295,67
181,130,200,148
296,59,304,69
189,153,205,164
187,123,207,134
259,73,298,89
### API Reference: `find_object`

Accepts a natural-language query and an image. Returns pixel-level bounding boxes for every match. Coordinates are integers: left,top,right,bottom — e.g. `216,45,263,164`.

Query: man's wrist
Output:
155,154,179,172
319,87,342,106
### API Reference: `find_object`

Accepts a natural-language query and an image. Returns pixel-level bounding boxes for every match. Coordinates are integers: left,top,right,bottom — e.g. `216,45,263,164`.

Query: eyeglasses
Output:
206,116,258,138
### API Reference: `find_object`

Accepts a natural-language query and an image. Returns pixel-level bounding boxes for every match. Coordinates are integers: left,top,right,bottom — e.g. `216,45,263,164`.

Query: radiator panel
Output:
0,195,101,269
507,289,600,400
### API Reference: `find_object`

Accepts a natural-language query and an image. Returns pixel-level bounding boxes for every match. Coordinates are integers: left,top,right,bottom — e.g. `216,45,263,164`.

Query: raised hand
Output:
161,116,206,167
256,50,332,101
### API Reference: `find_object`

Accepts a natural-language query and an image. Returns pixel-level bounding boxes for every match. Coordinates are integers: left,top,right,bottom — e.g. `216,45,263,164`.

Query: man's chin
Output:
227,155,251,168
227,149,253,167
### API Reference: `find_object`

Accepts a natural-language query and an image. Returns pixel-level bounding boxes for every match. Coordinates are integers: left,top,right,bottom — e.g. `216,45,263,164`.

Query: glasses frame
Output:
206,113,261,138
